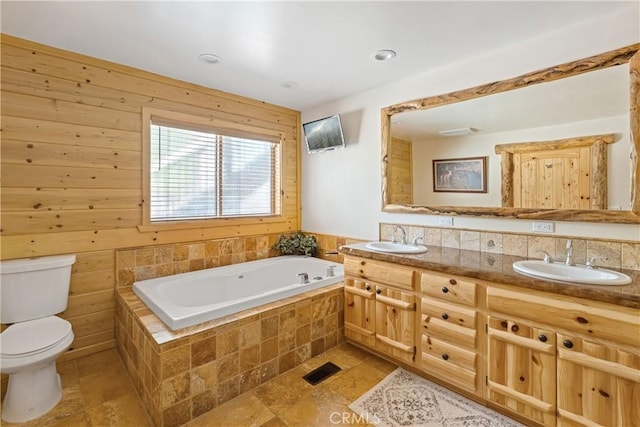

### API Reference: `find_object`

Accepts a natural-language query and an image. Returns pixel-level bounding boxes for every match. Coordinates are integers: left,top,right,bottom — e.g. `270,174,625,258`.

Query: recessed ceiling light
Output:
281,81,298,89
438,127,478,137
198,54,221,64
372,49,396,61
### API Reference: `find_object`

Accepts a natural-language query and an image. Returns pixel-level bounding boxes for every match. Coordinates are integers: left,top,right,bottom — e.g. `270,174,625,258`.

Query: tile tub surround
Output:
380,223,640,271
116,282,344,427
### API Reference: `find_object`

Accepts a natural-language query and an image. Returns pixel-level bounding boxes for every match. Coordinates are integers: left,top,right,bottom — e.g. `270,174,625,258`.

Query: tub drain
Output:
238,275,244,279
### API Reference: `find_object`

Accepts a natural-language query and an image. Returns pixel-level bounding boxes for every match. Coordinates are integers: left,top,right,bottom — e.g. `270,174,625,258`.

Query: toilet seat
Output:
0,317,72,358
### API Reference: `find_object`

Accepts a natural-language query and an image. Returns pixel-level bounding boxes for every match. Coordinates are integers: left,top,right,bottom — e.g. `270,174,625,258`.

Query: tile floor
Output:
1,343,397,426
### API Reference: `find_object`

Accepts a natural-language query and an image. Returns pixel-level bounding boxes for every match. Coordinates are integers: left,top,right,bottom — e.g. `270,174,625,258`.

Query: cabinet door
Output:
375,285,416,364
487,316,557,426
557,334,640,427
344,277,376,347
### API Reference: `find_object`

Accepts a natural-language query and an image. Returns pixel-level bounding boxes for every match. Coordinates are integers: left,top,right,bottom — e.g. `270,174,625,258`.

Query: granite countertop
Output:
339,242,640,309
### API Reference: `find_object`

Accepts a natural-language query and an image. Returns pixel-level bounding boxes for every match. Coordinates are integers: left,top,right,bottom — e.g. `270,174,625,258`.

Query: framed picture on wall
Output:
433,156,487,193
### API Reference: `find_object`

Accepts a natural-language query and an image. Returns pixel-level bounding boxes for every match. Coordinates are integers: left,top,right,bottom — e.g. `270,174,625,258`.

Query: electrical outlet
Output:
532,221,554,233
438,216,454,226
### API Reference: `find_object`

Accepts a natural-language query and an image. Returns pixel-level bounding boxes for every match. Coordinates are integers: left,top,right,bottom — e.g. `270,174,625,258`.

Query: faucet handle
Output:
586,257,608,269
536,250,554,264
412,236,424,246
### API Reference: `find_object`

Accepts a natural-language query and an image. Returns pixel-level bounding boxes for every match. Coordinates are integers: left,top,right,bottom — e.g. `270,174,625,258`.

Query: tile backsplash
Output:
380,223,640,271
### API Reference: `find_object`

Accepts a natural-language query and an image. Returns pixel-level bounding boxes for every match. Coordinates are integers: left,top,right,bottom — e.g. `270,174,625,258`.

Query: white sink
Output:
365,241,428,254
513,260,632,286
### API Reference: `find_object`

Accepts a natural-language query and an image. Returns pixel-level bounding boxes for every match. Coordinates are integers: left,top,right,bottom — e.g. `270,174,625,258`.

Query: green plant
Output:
273,232,318,256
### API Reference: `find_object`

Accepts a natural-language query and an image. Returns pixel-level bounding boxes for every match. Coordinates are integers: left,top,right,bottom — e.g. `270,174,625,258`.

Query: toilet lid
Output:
0,317,72,357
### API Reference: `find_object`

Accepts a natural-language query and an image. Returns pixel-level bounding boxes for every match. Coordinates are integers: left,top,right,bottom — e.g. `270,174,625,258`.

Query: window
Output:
143,110,282,224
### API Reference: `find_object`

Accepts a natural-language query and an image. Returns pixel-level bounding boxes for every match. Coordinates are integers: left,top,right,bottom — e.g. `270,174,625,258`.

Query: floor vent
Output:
302,362,341,385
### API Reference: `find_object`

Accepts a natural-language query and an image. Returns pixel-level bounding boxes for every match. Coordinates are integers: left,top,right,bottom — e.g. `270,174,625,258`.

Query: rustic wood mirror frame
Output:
381,44,640,223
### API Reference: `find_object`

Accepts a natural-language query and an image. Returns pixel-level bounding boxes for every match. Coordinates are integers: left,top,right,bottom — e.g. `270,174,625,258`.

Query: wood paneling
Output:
0,34,301,360
388,137,413,205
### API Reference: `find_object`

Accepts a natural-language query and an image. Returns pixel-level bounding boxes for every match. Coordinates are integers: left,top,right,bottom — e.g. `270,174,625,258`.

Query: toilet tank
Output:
0,254,76,323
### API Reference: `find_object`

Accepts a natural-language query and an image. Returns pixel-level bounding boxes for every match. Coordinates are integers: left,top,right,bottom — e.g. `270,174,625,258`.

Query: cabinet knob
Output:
511,324,519,332
538,334,547,342
442,354,449,361
376,289,382,295
441,286,449,294
500,320,508,328
563,339,574,349
365,285,371,291
449,279,457,285
441,313,449,320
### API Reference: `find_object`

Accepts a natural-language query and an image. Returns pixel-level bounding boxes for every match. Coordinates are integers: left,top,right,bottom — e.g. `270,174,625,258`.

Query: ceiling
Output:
0,1,635,111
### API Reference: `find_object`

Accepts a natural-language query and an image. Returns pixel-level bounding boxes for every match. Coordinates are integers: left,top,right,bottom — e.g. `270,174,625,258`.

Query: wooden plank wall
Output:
0,34,301,360
388,137,413,205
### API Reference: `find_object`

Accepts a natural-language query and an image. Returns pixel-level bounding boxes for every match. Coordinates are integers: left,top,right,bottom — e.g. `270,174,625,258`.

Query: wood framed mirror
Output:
381,44,640,223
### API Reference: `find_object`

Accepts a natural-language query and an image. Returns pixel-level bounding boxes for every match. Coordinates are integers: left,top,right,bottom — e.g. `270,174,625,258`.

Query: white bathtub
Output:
133,256,344,330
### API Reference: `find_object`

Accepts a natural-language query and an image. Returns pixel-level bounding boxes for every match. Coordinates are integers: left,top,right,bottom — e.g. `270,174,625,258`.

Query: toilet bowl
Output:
0,254,76,423
0,316,74,423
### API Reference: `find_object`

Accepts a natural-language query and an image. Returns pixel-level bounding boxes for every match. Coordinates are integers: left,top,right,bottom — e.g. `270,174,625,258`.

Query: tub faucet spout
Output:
297,272,309,284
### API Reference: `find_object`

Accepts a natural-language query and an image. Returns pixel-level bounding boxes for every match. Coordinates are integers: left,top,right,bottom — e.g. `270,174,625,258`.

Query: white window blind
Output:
150,122,279,221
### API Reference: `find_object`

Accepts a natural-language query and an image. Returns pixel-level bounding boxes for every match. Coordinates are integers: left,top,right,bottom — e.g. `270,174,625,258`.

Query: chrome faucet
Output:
412,236,424,246
586,257,607,269
297,272,309,284
392,225,407,245
565,240,574,266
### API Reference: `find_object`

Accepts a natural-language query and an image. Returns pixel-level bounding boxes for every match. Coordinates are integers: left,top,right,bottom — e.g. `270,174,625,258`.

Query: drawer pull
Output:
441,313,449,320
563,339,574,349
376,289,382,295
511,324,519,332
441,286,449,294
365,285,371,291
538,334,548,342
449,279,457,285
442,353,449,361
500,320,508,328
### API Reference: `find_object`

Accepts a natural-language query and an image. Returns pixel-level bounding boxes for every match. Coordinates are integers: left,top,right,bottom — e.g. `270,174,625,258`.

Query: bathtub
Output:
133,256,344,330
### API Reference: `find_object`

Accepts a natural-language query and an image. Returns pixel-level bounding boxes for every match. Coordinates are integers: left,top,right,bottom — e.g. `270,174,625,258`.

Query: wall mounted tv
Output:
302,114,346,153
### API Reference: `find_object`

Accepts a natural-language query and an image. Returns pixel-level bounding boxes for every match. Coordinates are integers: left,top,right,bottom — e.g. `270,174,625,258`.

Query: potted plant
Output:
273,232,318,257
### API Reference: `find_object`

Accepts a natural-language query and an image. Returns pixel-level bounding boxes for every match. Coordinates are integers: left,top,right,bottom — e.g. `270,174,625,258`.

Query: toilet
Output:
0,254,76,423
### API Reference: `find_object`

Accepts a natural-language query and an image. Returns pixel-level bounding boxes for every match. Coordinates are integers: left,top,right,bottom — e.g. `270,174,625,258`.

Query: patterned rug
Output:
349,368,523,426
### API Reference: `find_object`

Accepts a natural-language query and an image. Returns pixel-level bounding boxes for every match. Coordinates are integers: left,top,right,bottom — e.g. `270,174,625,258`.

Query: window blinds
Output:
150,122,279,221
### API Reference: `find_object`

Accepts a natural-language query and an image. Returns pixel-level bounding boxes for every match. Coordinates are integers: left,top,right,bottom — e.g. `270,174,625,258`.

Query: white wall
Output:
301,5,640,242
412,115,631,208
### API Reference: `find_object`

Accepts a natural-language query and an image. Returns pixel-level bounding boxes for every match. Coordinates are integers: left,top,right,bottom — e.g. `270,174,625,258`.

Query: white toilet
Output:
0,254,76,423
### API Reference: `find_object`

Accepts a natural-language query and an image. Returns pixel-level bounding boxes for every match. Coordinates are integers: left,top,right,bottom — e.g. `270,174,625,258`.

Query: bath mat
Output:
348,368,523,426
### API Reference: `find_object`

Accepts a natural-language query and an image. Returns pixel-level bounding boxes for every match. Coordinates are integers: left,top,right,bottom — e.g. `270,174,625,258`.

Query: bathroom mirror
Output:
381,44,640,223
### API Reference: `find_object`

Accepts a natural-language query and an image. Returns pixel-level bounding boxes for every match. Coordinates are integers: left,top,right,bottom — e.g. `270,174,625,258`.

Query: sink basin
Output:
365,241,428,254
513,260,631,286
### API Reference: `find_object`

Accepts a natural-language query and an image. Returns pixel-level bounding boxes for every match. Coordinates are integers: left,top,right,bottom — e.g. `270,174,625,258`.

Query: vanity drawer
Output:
421,335,477,373
344,257,416,290
421,314,477,349
420,272,476,306
487,286,640,348
421,298,477,330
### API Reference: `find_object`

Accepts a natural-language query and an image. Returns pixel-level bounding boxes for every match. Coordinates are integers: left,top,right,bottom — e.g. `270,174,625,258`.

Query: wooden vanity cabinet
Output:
343,256,417,364
344,277,376,347
486,315,557,426
419,271,481,395
487,286,640,427
556,334,640,426
343,253,639,426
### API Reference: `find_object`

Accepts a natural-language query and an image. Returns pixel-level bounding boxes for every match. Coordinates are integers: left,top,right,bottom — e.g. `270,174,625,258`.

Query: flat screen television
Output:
302,114,346,153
